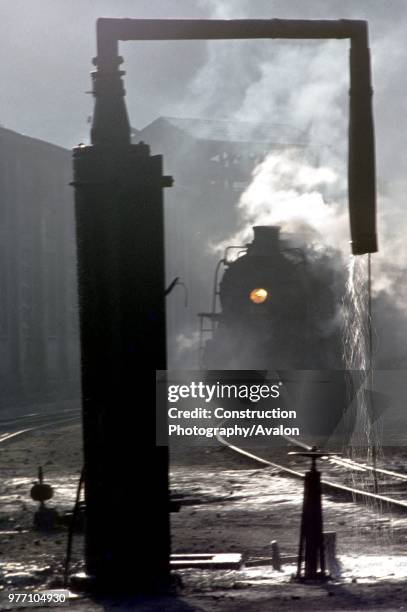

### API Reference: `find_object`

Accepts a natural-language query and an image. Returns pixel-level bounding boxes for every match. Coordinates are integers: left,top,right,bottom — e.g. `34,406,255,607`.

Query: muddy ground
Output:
1,422,407,610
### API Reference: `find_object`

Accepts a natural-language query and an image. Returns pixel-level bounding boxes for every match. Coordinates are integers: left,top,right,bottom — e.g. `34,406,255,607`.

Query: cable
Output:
165,277,188,307
165,277,179,296
63,468,84,588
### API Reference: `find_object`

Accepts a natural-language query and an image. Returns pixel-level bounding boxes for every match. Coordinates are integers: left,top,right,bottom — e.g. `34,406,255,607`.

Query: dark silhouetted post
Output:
72,28,172,593
290,447,338,581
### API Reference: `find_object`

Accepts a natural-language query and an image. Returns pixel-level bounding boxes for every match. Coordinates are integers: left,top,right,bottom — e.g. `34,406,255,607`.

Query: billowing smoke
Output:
213,150,348,255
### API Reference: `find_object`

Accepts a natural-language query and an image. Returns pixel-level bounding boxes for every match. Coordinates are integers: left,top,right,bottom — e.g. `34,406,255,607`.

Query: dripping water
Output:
342,255,382,507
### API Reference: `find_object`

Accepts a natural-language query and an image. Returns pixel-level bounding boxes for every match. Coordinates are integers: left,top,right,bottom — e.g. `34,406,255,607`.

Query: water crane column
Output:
72,27,172,592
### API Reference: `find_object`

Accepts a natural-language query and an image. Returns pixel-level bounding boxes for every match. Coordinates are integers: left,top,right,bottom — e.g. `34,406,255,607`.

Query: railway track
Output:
3,407,407,514
0,407,81,445
216,432,407,513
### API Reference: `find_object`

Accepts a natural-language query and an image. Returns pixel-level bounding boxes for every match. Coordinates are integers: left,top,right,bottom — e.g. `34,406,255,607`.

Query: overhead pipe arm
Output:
96,17,368,43
92,17,377,255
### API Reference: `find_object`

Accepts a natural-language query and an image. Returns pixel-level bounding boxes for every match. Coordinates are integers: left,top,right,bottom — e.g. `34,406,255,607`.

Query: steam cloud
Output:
213,151,348,255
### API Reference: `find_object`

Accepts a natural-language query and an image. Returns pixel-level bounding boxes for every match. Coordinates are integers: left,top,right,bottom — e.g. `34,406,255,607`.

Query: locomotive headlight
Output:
249,288,268,304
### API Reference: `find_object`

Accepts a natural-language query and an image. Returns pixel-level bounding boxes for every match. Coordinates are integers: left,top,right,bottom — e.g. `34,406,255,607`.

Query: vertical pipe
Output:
348,26,378,255
91,22,130,148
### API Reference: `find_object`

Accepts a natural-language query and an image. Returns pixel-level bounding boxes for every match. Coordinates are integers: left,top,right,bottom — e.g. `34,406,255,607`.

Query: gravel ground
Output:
1,423,407,610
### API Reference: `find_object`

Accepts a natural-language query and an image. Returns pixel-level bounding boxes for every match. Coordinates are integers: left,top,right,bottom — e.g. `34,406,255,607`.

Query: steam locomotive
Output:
200,225,344,371
198,225,355,445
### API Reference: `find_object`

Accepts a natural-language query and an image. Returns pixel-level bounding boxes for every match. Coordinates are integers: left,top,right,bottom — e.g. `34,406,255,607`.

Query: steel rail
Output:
0,408,80,429
0,416,80,446
216,433,407,512
283,435,407,482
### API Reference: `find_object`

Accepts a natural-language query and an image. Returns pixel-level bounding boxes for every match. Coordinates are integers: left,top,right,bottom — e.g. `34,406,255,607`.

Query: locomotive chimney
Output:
250,226,281,256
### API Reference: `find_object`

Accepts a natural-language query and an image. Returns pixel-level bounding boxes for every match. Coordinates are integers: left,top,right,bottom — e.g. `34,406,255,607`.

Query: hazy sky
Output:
0,0,207,147
1,0,406,158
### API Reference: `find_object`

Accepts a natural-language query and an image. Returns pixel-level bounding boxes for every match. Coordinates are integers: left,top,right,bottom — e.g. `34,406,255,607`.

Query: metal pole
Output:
297,460,326,580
